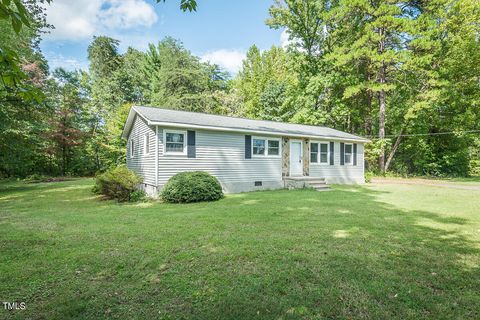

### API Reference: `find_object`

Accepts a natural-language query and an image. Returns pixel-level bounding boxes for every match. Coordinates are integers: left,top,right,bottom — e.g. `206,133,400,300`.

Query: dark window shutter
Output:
353,143,357,166
187,130,196,158
245,135,251,159
330,142,334,165
340,142,345,165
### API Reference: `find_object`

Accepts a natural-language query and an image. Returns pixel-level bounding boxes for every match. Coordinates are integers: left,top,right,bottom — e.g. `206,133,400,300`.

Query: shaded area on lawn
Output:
0,179,479,319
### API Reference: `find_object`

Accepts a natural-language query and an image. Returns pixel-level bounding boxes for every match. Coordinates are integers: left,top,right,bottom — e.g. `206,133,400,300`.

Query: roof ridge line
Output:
134,105,337,131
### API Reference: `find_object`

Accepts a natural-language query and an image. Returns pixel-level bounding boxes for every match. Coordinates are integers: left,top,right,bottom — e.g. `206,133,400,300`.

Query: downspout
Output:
155,125,159,188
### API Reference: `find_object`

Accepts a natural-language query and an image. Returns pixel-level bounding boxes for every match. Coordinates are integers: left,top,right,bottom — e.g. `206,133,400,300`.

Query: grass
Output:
0,179,479,319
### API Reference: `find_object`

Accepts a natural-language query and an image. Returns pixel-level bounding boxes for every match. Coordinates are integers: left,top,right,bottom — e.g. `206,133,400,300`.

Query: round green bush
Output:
93,165,142,202
161,171,223,203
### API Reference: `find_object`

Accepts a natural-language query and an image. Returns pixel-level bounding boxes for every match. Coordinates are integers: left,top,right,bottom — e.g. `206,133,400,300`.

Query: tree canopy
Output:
0,0,479,178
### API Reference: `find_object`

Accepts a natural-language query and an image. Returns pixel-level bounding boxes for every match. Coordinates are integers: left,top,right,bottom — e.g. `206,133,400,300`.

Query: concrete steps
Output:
305,179,331,191
284,177,331,191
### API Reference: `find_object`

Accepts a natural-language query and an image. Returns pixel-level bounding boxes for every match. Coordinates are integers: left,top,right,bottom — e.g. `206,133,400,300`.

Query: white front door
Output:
290,140,303,176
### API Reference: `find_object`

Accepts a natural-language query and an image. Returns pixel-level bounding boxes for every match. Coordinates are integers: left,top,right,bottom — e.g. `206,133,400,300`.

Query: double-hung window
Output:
310,143,318,163
143,133,150,155
319,143,328,163
164,130,186,154
129,139,134,158
310,142,329,164
344,143,353,165
253,138,266,155
252,137,281,157
267,140,280,156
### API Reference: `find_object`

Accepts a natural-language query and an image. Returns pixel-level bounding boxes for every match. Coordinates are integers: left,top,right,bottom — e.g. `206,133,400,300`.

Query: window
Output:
164,130,186,154
253,138,265,155
268,140,279,156
344,143,353,164
310,143,318,163
143,133,150,155
129,139,134,158
320,143,328,163
310,142,329,164
252,137,281,157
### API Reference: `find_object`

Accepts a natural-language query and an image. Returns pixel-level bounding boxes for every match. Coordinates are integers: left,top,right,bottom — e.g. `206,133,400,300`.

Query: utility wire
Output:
367,129,480,138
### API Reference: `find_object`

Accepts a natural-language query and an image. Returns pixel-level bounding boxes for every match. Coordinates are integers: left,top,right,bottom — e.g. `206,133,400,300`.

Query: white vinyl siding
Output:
126,117,365,190
126,115,156,185
309,141,364,183
157,129,282,186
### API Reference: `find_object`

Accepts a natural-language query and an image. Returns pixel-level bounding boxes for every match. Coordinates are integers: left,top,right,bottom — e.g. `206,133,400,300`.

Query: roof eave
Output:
121,106,140,139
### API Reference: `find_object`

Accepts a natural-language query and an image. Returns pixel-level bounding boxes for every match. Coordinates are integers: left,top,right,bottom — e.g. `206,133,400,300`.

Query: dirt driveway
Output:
371,177,480,191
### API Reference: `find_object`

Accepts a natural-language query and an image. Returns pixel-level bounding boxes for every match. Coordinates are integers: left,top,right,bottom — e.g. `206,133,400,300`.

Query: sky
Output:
40,0,288,75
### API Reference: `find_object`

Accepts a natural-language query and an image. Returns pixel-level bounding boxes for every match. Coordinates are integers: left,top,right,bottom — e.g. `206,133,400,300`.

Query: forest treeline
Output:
1,0,479,178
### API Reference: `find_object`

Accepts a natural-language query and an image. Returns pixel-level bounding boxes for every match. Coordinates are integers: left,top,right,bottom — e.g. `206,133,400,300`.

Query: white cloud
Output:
45,52,89,71
280,29,292,49
280,29,307,53
200,49,246,74
99,0,158,29
44,0,158,41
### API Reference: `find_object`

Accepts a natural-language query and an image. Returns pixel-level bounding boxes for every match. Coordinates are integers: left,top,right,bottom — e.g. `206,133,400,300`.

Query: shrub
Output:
365,171,374,183
130,189,147,202
93,166,142,202
161,171,223,203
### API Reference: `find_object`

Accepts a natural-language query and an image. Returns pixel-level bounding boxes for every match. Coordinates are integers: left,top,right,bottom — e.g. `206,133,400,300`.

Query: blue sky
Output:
40,0,286,75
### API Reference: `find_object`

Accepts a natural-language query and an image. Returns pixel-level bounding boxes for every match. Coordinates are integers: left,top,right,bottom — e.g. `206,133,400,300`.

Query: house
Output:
122,106,370,196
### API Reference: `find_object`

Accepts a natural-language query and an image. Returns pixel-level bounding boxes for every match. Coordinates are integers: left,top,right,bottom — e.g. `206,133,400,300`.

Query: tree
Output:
0,0,50,102
266,0,356,130
266,0,480,176
235,45,294,120
45,69,85,175
324,0,416,172
143,37,228,113
0,0,51,178
157,0,197,12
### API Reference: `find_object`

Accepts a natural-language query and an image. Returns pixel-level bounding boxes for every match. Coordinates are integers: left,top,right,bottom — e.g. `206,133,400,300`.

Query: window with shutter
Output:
164,130,187,155
344,144,353,165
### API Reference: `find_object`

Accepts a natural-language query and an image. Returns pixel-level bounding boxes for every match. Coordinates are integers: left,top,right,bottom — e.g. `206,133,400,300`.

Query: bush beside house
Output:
93,166,144,202
161,171,223,203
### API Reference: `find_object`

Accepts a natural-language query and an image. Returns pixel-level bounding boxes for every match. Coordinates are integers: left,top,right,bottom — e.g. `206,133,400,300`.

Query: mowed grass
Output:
0,179,479,319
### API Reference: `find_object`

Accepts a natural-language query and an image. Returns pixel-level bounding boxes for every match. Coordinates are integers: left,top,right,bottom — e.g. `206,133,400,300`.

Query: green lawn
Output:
1,179,479,319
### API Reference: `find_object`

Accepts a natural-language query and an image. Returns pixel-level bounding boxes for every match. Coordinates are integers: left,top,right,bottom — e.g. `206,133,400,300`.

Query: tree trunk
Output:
365,91,373,136
378,87,386,172
62,145,66,176
364,61,373,137
378,28,386,173
385,127,405,172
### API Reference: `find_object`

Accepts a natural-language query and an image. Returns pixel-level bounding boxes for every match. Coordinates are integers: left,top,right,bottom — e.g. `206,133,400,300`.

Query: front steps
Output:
284,176,331,191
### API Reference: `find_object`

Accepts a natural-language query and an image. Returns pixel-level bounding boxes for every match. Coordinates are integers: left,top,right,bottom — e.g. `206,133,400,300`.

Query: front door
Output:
289,140,303,176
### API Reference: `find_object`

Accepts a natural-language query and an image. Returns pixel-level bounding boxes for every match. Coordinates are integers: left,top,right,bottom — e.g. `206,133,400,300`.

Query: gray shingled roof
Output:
126,106,369,142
